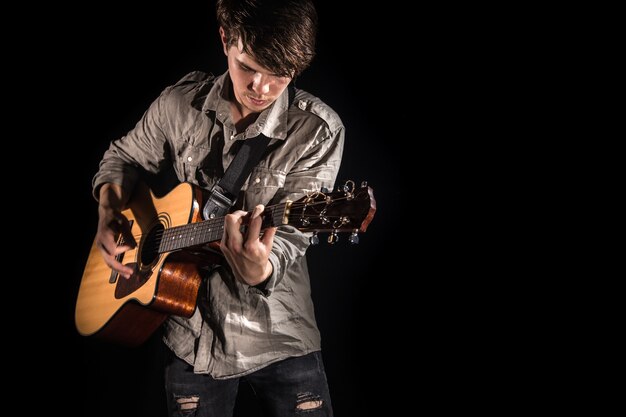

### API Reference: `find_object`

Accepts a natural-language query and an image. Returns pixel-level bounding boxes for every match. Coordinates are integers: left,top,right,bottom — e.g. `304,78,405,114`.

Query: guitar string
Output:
126,212,355,240
125,195,362,238
121,195,365,253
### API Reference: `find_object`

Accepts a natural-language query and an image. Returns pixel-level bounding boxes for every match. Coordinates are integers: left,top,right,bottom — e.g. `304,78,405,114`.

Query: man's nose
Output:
250,73,270,95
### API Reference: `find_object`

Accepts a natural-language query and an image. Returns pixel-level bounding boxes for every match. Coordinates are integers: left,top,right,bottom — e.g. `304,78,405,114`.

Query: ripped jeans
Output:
164,350,333,417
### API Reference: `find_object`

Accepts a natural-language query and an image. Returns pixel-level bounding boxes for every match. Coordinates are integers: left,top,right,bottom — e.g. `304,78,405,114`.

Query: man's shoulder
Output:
173,71,215,87
162,71,219,111
291,89,343,133
167,71,217,95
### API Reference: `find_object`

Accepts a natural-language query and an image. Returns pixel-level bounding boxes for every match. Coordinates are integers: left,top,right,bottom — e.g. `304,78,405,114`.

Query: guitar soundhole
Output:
113,222,165,300
141,223,164,266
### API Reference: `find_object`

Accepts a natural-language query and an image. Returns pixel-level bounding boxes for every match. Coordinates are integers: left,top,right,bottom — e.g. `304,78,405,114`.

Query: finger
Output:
219,234,232,255
245,205,264,245
111,260,135,279
98,239,113,256
223,211,246,252
109,214,136,247
99,235,119,257
101,252,135,279
230,209,248,219
118,220,137,248
97,237,135,278
99,232,133,257
113,243,135,256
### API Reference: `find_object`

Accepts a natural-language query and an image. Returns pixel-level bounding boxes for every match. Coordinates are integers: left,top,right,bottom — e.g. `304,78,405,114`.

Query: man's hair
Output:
216,0,318,77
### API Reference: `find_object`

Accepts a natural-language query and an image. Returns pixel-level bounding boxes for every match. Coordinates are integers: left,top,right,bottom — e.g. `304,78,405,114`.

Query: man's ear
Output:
219,27,229,56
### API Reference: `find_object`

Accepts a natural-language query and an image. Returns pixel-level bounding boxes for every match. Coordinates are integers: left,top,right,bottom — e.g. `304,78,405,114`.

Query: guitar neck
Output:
158,203,288,253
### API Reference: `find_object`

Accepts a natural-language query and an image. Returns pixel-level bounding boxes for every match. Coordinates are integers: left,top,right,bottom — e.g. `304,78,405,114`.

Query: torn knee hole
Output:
175,395,200,411
296,392,323,411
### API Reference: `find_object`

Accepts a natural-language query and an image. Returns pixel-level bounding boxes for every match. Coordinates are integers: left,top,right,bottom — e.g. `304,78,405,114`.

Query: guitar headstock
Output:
286,180,376,244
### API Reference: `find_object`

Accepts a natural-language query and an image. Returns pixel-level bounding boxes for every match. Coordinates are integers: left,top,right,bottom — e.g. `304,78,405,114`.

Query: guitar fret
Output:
182,228,190,248
189,223,199,247
157,202,288,254
160,228,170,252
199,222,209,246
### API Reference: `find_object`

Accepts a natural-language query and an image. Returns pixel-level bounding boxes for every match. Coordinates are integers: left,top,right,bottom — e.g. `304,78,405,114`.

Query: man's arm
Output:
219,123,344,292
92,87,174,277
262,124,345,294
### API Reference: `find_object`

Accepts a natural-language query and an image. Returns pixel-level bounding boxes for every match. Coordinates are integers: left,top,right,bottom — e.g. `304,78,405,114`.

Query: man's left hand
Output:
221,205,276,286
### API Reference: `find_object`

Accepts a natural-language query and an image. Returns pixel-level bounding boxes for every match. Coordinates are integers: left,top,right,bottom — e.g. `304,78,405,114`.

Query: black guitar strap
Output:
202,83,295,220
202,133,271,220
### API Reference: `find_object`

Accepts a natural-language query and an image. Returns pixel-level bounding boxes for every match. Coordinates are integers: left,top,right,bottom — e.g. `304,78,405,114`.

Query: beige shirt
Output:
93,71,344,378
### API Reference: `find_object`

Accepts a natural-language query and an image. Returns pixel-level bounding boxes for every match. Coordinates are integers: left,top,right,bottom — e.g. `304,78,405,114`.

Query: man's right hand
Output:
95,183,136,279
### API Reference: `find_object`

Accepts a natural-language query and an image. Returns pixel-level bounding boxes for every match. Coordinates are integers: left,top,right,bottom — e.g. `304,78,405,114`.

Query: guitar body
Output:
75,182,218,346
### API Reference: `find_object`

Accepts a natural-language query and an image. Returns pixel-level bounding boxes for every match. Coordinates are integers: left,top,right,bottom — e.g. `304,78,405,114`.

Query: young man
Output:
93,0,343,415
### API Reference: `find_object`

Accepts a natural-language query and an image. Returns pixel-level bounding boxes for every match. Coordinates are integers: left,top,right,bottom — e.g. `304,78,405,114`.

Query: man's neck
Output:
230,100,260,133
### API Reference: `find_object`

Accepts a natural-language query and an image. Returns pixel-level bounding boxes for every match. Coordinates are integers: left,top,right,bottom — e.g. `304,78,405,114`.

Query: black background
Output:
27,1,416,416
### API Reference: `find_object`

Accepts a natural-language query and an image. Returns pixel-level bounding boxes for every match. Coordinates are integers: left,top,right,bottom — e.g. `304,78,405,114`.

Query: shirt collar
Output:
201,71,289,140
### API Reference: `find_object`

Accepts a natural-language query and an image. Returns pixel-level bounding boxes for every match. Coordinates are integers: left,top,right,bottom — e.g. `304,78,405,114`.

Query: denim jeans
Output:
164,350,333,416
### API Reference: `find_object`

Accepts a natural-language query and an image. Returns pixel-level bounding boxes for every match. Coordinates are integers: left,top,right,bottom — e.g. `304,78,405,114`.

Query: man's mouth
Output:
248,96,267,106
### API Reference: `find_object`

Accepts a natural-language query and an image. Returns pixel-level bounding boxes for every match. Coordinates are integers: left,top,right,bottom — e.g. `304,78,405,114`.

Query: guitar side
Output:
74,182,204,345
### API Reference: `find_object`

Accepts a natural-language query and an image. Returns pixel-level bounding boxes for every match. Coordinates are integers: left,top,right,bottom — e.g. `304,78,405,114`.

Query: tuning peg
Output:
309,232,319,245
349,231,359,244
327,231,338,244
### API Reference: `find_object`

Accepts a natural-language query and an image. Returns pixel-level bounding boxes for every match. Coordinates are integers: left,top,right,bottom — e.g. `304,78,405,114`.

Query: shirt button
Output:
254,177,261,184
187,156,193,162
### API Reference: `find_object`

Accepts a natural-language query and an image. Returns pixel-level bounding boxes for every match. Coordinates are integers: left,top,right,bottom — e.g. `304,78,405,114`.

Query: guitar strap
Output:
202,133,271,220
202,83,295,220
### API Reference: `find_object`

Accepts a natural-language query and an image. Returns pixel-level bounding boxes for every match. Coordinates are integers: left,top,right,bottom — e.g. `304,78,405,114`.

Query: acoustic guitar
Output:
75,180,376,346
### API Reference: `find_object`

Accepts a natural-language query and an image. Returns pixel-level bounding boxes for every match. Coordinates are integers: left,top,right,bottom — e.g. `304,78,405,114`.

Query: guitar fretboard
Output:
158,203,287,253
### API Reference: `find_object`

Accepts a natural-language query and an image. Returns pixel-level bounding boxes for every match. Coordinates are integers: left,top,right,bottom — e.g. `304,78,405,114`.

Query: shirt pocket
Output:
177,140,218,188
242,166,286,209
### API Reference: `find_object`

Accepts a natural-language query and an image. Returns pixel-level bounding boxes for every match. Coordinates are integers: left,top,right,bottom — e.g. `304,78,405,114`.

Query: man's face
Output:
221,30,292,117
